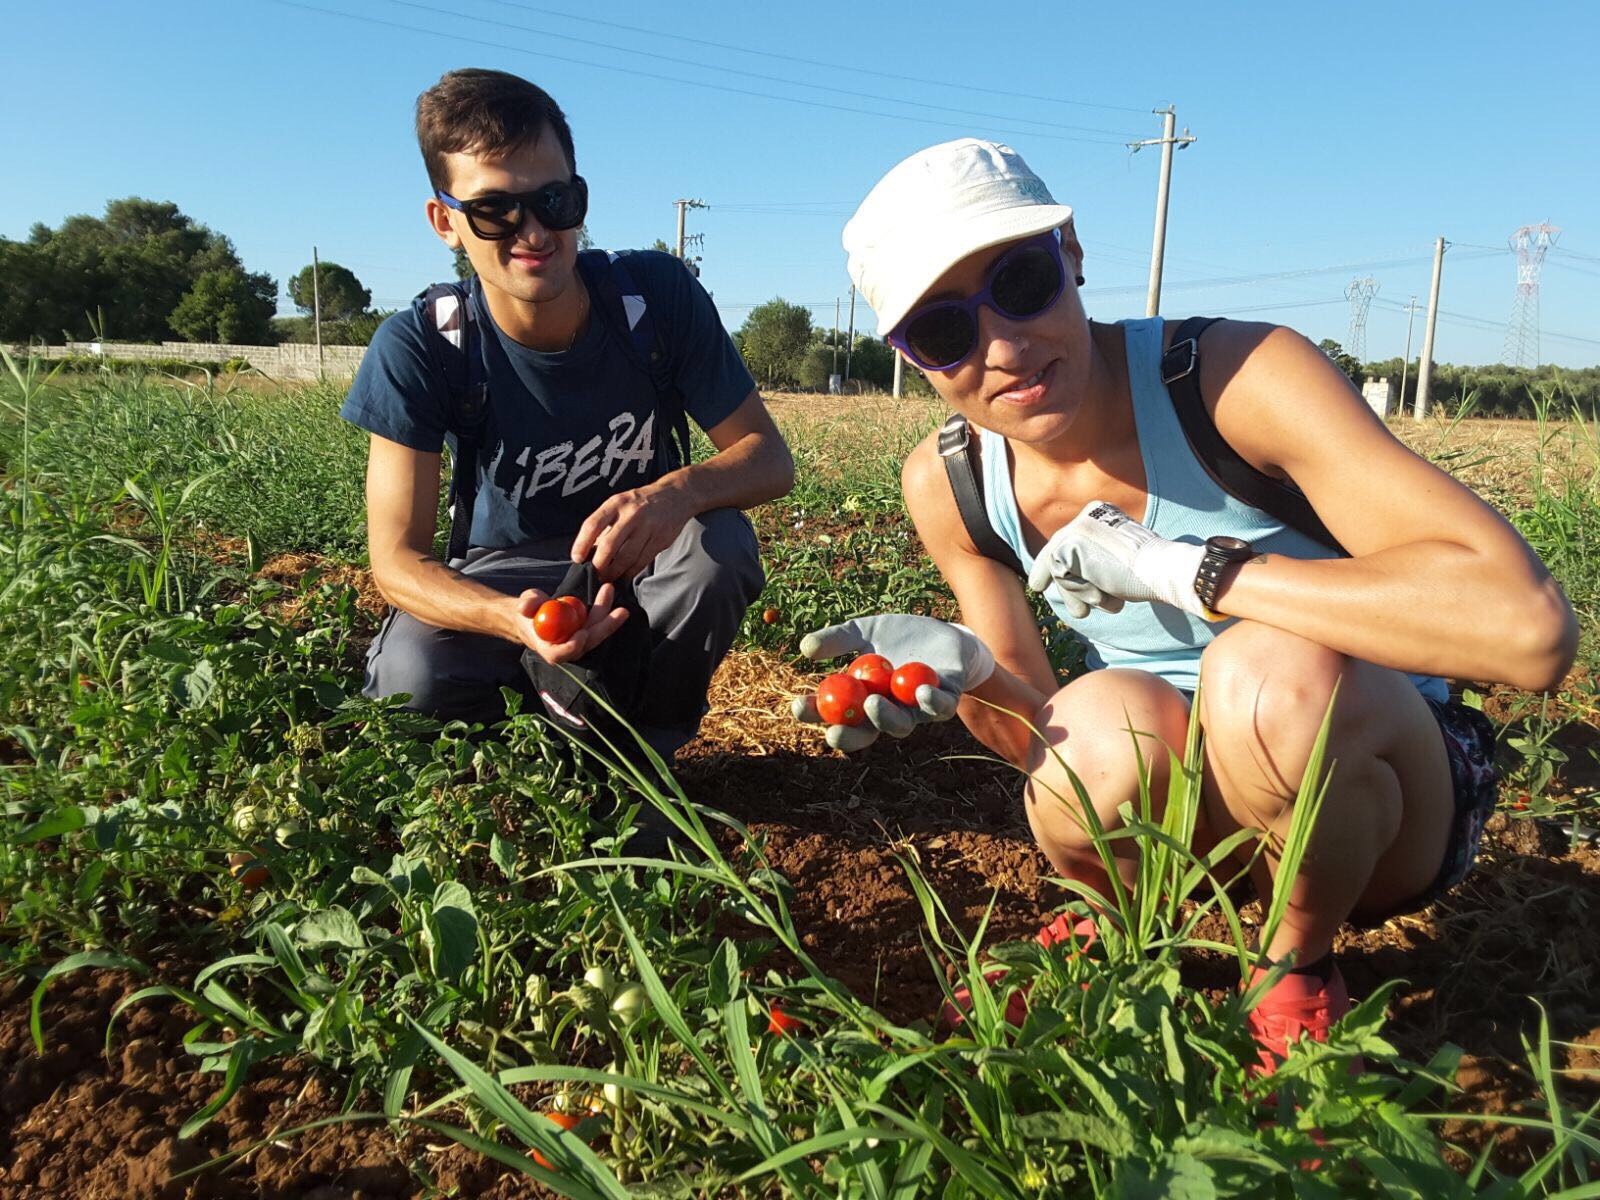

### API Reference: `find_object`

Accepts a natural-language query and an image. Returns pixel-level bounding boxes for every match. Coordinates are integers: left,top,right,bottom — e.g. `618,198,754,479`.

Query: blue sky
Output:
8,0,1598,368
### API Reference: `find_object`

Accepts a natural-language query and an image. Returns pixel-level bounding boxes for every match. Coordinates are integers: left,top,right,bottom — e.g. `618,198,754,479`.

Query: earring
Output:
1075,274,1085,286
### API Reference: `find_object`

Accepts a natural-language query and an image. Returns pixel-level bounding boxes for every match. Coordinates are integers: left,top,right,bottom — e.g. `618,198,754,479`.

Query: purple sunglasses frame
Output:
886,231,1067,372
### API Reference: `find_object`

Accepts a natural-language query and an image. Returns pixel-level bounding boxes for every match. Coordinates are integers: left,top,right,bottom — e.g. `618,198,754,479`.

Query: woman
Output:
796,138,1575,1068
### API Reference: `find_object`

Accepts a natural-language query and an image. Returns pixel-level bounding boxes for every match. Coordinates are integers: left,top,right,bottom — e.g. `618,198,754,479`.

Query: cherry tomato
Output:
847,653,893,697
533,1111,585,1169
534,598,584,643
228,848,270,892
761,607,780,625
890,661,940,707
816,673,868,726
557,594,589,624
768,1004,804,1036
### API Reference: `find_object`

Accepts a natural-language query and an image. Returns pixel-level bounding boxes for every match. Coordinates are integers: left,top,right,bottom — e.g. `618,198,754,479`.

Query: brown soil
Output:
4,648,1598,1193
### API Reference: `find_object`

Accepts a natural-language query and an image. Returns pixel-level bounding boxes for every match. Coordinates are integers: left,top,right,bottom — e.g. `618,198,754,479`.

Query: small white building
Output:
1361,378,1393,420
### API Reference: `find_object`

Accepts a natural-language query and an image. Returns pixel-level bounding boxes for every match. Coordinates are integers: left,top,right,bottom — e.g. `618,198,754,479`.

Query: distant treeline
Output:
1361,358,1600,418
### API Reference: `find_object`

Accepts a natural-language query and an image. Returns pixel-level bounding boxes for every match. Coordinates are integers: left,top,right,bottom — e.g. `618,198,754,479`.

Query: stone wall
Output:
14,341,366,382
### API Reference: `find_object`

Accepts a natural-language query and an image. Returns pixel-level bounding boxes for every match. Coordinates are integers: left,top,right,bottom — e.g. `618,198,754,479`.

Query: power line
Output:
1081,248,1501,297
382,0,1143,141
476,0,1153,116
266,0,1137,147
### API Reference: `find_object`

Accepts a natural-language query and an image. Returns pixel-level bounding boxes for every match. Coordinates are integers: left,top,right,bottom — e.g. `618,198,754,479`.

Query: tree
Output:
0,197,274,344
169,268,277,344
287,261,371,321
648,238,672,254
738,299,814,387
1317,338,1363,385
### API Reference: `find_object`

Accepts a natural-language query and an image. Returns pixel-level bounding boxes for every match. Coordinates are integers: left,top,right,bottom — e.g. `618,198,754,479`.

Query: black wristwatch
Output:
1193,535,1254,620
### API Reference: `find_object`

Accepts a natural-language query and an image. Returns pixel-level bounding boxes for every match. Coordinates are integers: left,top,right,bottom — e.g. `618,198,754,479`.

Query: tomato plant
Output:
847,653,894,697
890,661,939,707
534,598,584,643
816,673,868,726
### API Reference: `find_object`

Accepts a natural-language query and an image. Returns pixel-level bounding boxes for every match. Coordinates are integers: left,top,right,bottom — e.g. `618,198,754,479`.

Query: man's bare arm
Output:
364,434,626,662
571,389,795,580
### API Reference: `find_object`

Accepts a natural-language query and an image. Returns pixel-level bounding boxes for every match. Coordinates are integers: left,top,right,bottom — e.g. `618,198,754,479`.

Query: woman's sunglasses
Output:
887,231,1067,372
436,175,589,240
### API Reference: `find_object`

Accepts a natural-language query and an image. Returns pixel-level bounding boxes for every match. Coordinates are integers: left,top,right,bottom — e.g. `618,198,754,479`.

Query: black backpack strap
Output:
578,249,693,473
1160,317,1346,556
421,279,490,563
938,413,1026,576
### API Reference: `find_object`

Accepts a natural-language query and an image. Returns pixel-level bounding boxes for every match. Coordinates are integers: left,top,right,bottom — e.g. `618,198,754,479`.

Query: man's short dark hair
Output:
416,68,576,192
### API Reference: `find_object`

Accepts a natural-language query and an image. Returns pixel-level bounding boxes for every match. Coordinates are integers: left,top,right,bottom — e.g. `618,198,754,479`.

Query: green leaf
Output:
1015,1110,1134,1155
1116,1155,1216,1200
428,882,478,980
706,938,740,1008
32,951,146,1051
296,907,366,950
18,806,86,843
181,659,219,709
490,833,518,878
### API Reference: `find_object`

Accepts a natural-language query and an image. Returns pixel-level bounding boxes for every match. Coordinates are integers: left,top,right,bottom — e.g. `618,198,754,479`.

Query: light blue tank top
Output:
979,317,1447,702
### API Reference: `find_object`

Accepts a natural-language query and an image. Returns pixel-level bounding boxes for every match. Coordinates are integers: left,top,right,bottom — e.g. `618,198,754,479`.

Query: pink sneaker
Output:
1245,963,1358,1079
938,913,1098,1030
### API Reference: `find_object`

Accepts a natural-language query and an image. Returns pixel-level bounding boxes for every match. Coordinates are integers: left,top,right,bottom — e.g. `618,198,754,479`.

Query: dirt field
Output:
3,400,1597,1195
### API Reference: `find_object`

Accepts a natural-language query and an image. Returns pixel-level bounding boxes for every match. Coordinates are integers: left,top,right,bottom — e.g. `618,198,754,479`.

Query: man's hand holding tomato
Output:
508,581,631,665
570,479,696,583
791,614,996,751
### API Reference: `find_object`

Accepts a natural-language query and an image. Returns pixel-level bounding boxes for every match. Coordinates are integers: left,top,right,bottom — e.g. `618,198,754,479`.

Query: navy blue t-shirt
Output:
340,250,755,549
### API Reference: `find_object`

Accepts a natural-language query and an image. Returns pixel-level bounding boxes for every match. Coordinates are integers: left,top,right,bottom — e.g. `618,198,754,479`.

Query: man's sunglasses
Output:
435,176,589,240
887,231,1067,372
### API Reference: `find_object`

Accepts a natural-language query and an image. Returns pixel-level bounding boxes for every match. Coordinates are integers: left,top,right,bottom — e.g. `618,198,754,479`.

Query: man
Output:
797,139,1575,1070
342,68,793,770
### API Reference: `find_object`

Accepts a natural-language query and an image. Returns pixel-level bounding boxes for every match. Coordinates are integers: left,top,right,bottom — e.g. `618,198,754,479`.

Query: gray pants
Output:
364,508,764,756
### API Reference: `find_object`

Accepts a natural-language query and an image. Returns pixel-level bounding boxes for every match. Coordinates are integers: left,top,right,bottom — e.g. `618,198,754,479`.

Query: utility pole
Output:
1397,295,1419,419
1413,237,1446,421
674,199,707,260
832,297,840,374
844,285,856,383
311,245,324,379
1128,106,1196,318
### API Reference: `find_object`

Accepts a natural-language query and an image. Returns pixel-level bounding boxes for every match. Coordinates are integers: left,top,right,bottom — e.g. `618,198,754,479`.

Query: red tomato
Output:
890,662,940,707
228,848,270,892
761,607,781,625
847,653,894,697
533,1111,584,1169
557,594,589,624
534,598,584,643
816,673,868,726
768,1004,804,1036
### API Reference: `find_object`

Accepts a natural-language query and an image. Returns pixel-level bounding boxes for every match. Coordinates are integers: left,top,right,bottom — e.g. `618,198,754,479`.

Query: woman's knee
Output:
1199,623,1357,766
1022,670,1190,848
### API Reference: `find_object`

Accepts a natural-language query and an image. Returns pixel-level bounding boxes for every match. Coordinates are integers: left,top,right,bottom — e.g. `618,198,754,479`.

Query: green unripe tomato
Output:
525,973,552,1007
583,964,616,998
273,819,301,847
230,805,260,837
609,983,646,1025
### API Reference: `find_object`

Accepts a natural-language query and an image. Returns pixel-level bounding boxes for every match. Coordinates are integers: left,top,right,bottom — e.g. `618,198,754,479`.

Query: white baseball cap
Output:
843,138,1073,336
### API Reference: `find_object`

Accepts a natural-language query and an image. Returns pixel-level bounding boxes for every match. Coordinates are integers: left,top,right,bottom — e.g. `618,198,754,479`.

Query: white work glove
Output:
790,614,996,753
1026,500,1211,621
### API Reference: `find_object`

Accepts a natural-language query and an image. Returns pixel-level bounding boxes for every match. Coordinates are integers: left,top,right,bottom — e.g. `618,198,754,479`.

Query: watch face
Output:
1208,535,1252,557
